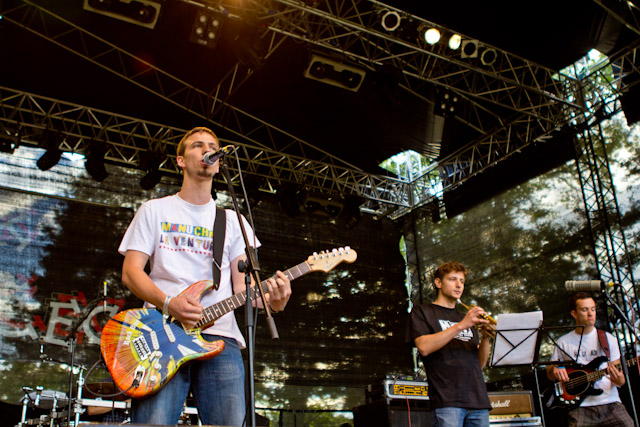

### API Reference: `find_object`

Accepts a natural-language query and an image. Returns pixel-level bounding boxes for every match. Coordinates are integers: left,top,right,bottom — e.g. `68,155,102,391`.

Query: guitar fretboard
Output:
582,357,638,383
195,261,311,328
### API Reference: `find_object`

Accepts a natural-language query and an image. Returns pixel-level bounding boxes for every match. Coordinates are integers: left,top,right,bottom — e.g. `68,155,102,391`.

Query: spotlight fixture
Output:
424,28,441,45
83,0,161,29
36,130,64,171
0,126,20,154
448,34,462,50
435,91,459,117
461,40,478,58
189,10,223,49
84,141,110,182
481,48,498,66
139,150,166,190
304,54,366,92
380,10,401,32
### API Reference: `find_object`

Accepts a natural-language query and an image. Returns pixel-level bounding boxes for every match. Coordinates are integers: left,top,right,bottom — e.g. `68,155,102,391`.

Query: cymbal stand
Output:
18,386,33,427
73,368,86,427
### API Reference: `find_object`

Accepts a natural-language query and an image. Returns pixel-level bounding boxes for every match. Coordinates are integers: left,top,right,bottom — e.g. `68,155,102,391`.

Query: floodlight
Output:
424,28,441,45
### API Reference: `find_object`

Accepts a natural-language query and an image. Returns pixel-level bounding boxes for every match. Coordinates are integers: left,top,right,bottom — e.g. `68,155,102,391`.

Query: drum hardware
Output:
17,386,69,427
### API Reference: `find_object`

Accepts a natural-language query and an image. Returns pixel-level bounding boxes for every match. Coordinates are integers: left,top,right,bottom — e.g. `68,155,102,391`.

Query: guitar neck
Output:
196,261,311,327
586,356,638,382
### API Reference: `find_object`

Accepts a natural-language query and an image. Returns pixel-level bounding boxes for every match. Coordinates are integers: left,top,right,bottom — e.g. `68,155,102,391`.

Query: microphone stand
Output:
218,157,279,427
601,286,639,427
64,301,95,427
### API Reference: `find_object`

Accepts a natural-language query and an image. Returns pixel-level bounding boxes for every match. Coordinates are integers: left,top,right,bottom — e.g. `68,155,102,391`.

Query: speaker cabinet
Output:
353,401,430,427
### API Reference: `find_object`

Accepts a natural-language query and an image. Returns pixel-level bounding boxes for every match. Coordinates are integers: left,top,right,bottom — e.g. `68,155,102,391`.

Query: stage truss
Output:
1,0,640,311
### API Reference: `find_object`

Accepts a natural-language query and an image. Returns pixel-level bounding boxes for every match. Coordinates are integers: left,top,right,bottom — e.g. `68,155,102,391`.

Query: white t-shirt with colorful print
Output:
118,193,260,348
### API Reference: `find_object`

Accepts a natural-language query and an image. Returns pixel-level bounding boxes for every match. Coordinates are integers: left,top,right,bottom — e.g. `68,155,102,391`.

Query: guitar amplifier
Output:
366,374,429,404
488,390,534,416
353,401,430,427
488,391,541,426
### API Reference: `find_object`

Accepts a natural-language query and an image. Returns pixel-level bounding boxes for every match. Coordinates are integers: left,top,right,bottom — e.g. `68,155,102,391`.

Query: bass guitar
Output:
100,247,357,398
544,355,637,410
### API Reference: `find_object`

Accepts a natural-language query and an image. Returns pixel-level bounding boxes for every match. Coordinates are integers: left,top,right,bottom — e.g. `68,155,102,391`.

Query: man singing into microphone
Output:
118,126,292,425
406,261,493,427
547,292,633,426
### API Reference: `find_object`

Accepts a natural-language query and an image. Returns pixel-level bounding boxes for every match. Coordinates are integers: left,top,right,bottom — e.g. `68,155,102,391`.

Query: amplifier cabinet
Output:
353,401,430,427
488,390,534,416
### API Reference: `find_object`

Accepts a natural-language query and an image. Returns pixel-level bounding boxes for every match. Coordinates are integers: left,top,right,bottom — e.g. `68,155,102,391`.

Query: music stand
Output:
491,311,544,367
489,311,550,425
491,313,583,427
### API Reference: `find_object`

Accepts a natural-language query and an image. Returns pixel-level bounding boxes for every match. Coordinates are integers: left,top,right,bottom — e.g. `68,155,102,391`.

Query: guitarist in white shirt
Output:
118,126,292,426
547,292,632,426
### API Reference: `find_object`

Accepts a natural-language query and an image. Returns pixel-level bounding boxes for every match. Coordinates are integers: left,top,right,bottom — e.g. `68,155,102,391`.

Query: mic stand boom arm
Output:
218,159,278,427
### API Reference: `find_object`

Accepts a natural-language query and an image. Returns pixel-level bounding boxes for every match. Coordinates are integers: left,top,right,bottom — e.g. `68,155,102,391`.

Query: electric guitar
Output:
543,355,638,410
100,247,357,398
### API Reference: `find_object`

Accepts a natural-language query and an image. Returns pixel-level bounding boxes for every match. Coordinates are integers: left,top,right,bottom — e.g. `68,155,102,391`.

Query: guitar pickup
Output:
133,336,152,361
150,330,160,351
163,321,176,343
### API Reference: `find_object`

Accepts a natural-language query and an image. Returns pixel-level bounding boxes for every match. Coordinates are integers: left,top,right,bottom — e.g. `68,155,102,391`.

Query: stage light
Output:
189,10,223,49
84,141,110,182
481,48,498,66
36,130,64,171
139,151,166,190
0,126,20,154
83,0,161,29
380,10,401,31
448,34,462,50
435,91,459,117
461,40,478,58
424,28,441,45
304,54,366,92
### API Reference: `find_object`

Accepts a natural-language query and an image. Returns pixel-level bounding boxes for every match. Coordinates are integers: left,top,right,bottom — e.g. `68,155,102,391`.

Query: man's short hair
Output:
176,126,219,157
569,291,594,311
433,261,468,293
434,261,468,281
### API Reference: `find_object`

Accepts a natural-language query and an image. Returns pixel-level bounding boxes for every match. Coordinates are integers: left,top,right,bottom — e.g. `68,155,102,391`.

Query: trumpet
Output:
456,299,497,338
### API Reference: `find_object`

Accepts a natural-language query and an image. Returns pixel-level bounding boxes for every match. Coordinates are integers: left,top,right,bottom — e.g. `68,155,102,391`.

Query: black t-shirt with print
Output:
406,303,492,410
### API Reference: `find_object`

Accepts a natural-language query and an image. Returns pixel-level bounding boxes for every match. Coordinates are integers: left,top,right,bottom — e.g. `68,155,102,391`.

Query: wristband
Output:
162,295,173,317
269,303,282,313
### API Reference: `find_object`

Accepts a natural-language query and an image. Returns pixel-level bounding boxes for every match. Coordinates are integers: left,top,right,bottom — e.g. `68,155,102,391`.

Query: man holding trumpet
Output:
406,261,494,427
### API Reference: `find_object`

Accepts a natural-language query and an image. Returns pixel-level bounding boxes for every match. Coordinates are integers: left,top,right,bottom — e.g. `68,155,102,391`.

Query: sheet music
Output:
491,311,543,366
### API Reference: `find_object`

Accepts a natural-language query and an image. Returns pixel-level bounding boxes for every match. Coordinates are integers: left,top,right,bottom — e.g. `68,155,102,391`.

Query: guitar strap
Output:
596,328,611,360
212,207,226,290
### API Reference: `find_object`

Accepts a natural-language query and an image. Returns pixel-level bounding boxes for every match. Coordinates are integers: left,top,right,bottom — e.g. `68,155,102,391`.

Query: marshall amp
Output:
488,391,542,426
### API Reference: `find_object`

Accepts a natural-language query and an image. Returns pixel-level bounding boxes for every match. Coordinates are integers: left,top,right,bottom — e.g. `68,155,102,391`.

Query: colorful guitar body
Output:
100,280,224,398
100,247,357,398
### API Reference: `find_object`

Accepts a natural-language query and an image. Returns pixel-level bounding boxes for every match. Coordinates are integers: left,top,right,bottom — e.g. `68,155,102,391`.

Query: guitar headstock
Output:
307,247,357,272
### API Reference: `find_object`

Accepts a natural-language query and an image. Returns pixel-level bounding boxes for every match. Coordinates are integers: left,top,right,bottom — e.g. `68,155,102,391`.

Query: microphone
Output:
565,280,603,292
203,145,234,165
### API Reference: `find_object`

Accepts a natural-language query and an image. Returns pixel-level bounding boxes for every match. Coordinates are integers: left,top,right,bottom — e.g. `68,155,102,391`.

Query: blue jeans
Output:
132,335,245,426
429,407,490,427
